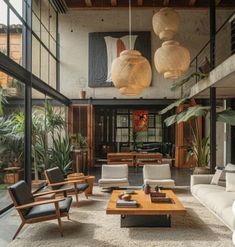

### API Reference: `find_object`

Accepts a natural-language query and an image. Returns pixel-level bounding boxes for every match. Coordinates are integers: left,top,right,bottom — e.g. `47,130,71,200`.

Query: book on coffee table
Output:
116,199,138,208
150,197,173,203
150,191,166,197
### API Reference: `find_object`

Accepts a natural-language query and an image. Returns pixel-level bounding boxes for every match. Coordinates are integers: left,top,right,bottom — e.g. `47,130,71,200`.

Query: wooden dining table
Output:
107,152,163,167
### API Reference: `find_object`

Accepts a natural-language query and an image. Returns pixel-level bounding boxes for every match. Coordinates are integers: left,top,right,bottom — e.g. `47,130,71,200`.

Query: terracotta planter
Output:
4,173,19,184
193,167,210,175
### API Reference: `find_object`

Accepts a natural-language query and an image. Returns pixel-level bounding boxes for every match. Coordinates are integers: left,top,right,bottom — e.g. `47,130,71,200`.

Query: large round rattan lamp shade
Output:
154,40,190,79
152,8,180,41
111,50,152,95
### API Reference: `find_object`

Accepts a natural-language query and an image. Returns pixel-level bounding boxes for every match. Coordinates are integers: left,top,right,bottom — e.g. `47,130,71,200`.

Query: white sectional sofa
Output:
191,174,235,231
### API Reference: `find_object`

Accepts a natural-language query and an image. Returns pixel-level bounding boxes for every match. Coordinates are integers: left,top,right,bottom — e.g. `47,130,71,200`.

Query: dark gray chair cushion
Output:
25,197,72,220
9,181,34,216
62,183,89,192
46,167,65,190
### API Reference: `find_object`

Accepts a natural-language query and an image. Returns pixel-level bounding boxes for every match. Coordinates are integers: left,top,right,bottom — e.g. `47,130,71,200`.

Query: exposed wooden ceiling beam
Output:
189,0,197,6
65,0,235,9
163,0,170,6
111,0,117,6
85,0,92,7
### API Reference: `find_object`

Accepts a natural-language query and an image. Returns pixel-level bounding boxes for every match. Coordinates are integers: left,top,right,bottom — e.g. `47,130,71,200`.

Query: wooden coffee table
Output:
106,190,186,227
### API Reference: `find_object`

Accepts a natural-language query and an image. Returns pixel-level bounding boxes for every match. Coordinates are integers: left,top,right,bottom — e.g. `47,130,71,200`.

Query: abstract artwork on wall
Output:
88,31,151,87
133,110,148,132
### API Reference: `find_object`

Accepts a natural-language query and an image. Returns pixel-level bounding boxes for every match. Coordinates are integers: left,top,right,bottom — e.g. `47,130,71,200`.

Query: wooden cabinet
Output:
68,104,94,168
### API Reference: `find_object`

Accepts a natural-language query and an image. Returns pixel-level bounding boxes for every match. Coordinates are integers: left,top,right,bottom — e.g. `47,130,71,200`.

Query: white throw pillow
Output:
226,172,235,192
225,163,235,171
210,169,222,185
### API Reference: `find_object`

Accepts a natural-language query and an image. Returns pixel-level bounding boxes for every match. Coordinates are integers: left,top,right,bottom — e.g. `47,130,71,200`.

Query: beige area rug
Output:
7,186,234,247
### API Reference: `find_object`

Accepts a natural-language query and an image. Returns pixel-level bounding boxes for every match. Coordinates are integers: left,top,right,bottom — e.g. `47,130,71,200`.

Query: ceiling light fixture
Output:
111,0,152,96
153,8,190,79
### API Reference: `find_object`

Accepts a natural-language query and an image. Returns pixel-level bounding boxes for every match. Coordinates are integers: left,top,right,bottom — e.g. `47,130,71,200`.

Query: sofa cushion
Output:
218,169,226,187
192,184,235,216
143,164,171,180
211,169,223,185
46,167,65,190
98,178,128,184
225,163,235,171
222,206,235,230
144,179,175,188
62,183,89,192
102,165,128,179
192,184,225,196
9,181,34,217
217,164,235,187
226,172,235,192
25,197,72,220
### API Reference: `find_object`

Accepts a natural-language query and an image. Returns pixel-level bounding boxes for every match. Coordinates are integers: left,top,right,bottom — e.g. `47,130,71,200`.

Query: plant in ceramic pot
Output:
187,135,210,174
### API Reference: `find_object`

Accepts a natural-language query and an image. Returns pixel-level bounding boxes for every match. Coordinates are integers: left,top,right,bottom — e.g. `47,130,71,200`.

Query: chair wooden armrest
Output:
15,198,65,210
33,188,68,197
48,179,85,187
65,176,89,181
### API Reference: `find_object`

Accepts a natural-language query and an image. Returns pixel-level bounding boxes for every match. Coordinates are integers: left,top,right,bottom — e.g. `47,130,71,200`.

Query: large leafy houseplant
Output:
160,99,235,169
49,134,72,175
0,101,67,182
0,113,24,165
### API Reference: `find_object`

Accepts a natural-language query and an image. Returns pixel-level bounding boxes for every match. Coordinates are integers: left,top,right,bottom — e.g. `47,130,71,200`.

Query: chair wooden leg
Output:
75,191,79,207
57,217,63,237
67,213,70,220
55,202,63,237
13,222,25,240
85,191,88,199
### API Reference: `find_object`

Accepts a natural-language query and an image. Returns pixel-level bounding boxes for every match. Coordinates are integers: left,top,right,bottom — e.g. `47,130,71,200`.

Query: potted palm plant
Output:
49,134,72,175
187,135,210,174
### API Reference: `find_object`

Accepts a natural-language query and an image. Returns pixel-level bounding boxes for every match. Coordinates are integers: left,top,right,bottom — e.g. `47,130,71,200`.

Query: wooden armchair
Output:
44,167,89,206
8,180,72,239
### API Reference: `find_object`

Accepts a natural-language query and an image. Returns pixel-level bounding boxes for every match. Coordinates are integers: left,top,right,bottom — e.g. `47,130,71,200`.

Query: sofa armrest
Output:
190,174,214,188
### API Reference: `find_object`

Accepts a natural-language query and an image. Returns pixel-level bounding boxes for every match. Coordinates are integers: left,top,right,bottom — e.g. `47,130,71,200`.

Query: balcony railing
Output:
180,11,235,97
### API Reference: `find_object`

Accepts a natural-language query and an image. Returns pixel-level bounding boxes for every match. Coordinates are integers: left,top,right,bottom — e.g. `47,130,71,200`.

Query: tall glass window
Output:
0,71,25,212
31,90,68,191
32,0,58,89
0,1,7,55
0,0,65,214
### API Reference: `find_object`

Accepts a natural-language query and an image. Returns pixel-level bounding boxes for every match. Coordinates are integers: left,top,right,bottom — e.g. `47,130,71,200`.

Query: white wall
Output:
59,9,232,99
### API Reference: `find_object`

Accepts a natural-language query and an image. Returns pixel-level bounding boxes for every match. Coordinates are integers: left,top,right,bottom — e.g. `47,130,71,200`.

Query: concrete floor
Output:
0,208,20,247
0,167,192,247
0,190,11,212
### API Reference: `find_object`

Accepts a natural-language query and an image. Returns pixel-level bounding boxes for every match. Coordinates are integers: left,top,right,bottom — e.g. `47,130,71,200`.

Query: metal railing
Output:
181,11,235,97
